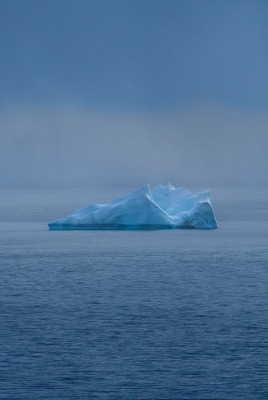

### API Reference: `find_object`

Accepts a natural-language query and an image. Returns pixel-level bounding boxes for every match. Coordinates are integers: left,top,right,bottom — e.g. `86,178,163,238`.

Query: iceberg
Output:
48,184,217,230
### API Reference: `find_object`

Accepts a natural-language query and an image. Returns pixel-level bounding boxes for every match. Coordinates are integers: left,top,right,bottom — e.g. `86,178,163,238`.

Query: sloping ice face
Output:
48,184,218,230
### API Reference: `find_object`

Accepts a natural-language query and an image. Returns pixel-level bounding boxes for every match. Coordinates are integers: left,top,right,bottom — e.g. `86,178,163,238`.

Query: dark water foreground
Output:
0,187,267,399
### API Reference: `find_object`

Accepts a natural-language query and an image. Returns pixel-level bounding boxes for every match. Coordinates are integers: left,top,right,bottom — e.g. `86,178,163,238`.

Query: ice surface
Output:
48,184,218,230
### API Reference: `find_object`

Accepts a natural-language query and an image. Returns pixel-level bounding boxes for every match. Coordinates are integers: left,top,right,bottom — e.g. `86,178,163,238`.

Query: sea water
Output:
0,187,267,399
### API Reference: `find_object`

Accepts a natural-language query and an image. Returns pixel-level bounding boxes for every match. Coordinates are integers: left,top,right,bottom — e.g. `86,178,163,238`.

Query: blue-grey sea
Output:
0,187,267,399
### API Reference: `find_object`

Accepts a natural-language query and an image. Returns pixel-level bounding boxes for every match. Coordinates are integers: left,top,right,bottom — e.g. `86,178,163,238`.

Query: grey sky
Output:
0,0,267,188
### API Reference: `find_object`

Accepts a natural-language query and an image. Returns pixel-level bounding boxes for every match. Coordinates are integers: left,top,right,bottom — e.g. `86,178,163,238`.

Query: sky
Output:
0,0,267,188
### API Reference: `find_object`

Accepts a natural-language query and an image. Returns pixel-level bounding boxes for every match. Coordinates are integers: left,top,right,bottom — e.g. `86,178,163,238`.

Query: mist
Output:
1,103,267,189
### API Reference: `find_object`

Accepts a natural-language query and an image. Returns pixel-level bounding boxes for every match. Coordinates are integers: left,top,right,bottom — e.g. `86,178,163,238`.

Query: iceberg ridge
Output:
48,184,217,230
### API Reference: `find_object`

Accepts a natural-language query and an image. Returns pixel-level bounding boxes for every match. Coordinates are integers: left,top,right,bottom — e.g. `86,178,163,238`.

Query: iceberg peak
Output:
48,184,218,230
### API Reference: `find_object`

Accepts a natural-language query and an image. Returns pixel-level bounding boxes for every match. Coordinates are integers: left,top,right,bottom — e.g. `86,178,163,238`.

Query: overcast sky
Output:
1,0,267,188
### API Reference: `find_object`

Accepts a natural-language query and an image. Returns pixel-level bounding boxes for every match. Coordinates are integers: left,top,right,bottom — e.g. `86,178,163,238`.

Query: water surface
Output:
0,187,267,399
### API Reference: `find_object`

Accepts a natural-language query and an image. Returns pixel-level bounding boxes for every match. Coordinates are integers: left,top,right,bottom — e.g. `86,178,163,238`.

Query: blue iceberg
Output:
48,184,217,230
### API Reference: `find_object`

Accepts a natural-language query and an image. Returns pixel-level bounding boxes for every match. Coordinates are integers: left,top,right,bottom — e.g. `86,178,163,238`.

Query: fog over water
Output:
0,104,267,188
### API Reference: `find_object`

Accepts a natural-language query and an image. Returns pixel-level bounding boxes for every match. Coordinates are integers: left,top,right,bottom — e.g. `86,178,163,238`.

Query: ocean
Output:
0,186,267,399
